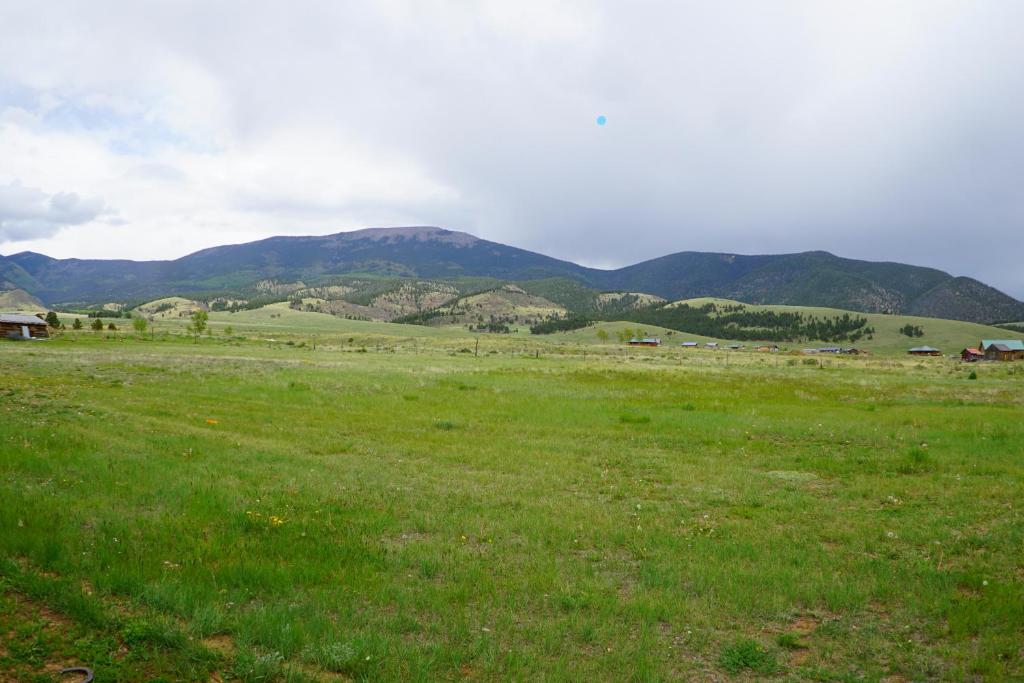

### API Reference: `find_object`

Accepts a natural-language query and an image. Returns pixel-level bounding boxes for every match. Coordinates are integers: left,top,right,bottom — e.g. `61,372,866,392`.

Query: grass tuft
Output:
776,632,803,650
719,637,780,675
896,446,933,474
231,648,285,683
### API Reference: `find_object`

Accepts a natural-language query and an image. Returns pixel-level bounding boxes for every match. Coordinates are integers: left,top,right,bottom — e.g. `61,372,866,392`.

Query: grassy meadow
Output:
1,318,1023,681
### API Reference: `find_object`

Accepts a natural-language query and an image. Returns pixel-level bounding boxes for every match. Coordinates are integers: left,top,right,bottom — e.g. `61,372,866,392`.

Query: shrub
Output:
968,370,978,380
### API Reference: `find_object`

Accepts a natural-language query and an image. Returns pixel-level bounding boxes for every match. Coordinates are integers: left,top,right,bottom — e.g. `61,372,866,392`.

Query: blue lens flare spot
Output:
596,115,607,126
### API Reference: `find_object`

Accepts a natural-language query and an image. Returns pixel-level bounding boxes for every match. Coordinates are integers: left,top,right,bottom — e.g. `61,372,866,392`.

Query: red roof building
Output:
961,348,983,362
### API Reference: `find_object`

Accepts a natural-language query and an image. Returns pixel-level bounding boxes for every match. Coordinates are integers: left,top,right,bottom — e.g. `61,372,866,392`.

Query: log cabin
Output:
0,313,49,339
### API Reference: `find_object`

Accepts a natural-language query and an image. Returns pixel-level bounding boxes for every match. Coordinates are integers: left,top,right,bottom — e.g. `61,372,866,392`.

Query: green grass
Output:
1,331,1023,680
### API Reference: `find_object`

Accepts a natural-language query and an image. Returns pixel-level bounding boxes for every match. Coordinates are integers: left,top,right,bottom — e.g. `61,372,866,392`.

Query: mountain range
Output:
2,226,1022,324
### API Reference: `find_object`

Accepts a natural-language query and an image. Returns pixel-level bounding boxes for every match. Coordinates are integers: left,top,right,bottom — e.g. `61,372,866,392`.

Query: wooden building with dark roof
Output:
1,313,50,339
980,339,1024,361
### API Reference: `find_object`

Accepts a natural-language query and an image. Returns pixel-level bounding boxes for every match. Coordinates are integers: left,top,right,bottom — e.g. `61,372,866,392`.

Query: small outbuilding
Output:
908,346,941,356
1,313,50,339
680,341,699,348
628,337,661,347
980,339,1024,361
960,348,984,362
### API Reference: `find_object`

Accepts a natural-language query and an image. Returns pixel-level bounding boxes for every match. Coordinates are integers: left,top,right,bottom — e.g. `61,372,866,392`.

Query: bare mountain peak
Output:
334,226,480,247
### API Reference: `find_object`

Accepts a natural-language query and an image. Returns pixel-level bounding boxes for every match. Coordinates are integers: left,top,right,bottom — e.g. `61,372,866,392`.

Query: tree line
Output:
529,302,873,342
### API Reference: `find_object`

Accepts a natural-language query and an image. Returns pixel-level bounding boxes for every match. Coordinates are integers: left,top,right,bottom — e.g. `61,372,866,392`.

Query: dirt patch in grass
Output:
380,531,431,551
789,647,810,666
764,470,819,483
0,593,87,683
201,634,236,657
23,598,75,632
788,615,820,636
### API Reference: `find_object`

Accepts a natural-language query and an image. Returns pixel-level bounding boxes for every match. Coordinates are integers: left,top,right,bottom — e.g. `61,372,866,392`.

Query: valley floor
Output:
1,336,1022,681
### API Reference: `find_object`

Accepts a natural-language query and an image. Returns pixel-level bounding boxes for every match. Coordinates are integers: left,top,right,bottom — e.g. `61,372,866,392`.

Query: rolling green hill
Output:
0,287,45,311
668,298,1024,355
546,320,720,346
208,302,465,339
91,293,1024,359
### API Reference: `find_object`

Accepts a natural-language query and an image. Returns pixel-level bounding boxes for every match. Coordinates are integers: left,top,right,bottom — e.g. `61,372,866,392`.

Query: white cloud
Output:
0,182,108,241
0,1,1022,297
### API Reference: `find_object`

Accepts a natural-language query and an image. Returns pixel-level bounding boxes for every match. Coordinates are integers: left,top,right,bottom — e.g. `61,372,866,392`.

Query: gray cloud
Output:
0,182,107,241
1,2,1023,297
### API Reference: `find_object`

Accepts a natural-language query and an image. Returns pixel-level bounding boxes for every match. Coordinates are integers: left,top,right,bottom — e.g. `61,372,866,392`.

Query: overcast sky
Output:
1,1,1022,297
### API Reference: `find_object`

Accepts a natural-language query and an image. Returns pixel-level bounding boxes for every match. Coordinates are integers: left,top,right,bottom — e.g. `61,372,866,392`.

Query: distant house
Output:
961,348,984,362
908,346,941,356
753,345,779,352
818,346,841,354
680,342,699,348
705,342,718,349
0,313,49,339
980,339,1024,361
726,343,744,350
628,337,661,347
